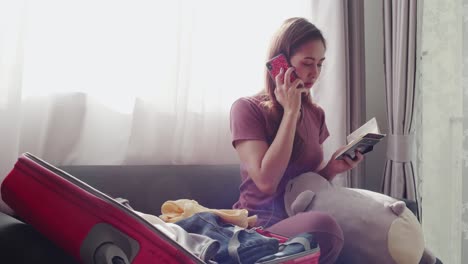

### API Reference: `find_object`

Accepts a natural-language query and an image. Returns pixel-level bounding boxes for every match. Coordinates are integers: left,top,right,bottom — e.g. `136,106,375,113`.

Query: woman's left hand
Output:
322,148,364,180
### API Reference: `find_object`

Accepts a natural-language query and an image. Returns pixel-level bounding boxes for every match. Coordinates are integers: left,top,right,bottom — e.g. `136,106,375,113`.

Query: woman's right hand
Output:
274,67,307,115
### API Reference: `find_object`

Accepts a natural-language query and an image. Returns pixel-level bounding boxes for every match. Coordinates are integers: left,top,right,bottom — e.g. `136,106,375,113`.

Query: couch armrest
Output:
0,211,78,264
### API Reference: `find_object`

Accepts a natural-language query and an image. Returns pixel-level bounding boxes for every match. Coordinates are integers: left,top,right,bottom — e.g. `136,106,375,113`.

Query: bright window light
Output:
22,0,313,113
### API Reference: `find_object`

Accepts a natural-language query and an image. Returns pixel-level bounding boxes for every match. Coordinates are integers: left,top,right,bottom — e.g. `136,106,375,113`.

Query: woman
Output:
229,17,363,263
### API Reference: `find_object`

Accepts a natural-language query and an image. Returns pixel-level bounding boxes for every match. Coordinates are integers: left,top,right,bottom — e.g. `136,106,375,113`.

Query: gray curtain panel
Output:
344,0,366,188
381,0,420,213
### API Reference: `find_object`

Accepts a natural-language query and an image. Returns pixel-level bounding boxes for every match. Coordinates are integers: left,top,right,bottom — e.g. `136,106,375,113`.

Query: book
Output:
335,118,386,160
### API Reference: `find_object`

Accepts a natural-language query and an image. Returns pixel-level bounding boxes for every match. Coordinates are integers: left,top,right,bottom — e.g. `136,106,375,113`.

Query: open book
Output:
335,118,386,160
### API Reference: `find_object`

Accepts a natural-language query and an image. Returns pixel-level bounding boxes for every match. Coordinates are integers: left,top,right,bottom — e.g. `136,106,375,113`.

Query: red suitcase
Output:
1,153,204,264
1,153,320,264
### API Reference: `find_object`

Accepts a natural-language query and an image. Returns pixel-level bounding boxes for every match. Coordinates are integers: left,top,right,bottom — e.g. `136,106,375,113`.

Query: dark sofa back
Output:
60,165,241,216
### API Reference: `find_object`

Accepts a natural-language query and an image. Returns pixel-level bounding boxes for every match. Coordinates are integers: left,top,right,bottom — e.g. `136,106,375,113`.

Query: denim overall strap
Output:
227,226,244,263
280,236,311,251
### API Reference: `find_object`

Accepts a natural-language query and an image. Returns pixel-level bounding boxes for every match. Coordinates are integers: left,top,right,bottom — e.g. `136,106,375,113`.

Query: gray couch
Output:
61,164,242,215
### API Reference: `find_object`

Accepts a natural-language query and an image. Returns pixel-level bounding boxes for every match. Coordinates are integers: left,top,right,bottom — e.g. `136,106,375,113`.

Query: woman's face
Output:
289,39,326,89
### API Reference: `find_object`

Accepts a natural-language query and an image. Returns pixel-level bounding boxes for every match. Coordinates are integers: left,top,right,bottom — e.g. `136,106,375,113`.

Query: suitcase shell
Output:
1,153,320,264
1,153,204,264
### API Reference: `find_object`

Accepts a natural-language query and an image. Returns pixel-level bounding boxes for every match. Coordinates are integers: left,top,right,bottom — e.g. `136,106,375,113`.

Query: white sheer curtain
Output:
0,0,350,211
0,0,26,214
10,0,301,165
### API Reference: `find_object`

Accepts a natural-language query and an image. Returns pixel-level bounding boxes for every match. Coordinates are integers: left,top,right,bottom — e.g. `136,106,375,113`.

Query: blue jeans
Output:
175,212,279,264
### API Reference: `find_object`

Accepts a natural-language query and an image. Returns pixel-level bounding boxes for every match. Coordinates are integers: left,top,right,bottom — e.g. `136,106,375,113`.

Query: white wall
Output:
363,0,388,192
420,0,464,262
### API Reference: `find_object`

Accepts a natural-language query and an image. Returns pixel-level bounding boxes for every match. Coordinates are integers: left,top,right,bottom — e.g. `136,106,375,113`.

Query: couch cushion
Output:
0,212,78,264
60,165,241,215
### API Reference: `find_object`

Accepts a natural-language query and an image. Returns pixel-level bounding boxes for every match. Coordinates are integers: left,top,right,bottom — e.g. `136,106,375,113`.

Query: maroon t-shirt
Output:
229,95,330,227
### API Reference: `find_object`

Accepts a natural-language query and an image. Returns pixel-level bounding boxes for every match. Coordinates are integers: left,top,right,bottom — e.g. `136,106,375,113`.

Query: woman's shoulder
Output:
233,94,267,105
304,100,323,112
232,94,268,111
230,94,270,124
305,101,327,121
312,103,326,115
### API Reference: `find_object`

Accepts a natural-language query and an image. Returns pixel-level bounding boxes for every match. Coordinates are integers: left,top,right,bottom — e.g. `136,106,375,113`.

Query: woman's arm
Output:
316,145,364,181
234,110,300,195
315,145,327,173
314,145,335,180
234,67,307,195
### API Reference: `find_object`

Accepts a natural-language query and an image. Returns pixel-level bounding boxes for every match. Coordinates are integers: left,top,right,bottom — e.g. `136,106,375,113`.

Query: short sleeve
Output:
230,98,268,148
318,107,329,144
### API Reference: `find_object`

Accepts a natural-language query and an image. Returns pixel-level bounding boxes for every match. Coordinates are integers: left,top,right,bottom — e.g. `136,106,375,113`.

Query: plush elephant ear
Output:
291,190,316,215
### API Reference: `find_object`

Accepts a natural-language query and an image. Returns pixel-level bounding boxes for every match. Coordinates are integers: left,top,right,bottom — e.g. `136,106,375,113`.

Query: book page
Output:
347,117,380,143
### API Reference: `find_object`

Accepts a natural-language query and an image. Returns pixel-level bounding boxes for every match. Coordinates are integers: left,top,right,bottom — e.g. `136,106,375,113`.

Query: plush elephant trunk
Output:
291,190,315,215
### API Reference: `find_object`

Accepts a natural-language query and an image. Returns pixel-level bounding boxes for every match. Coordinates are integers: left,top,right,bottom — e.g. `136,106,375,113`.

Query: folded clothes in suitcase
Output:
1,153,204,264
1,153,320,264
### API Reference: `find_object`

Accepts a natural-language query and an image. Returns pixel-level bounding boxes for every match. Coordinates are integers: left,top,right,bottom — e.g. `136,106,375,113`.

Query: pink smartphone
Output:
266,53,298,83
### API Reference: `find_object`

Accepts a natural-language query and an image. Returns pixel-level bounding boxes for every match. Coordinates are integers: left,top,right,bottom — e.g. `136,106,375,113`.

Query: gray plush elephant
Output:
284,172,436,264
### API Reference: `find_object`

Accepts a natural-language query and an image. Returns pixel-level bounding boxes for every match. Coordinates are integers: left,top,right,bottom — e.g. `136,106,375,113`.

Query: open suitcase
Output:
1,153,319,264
